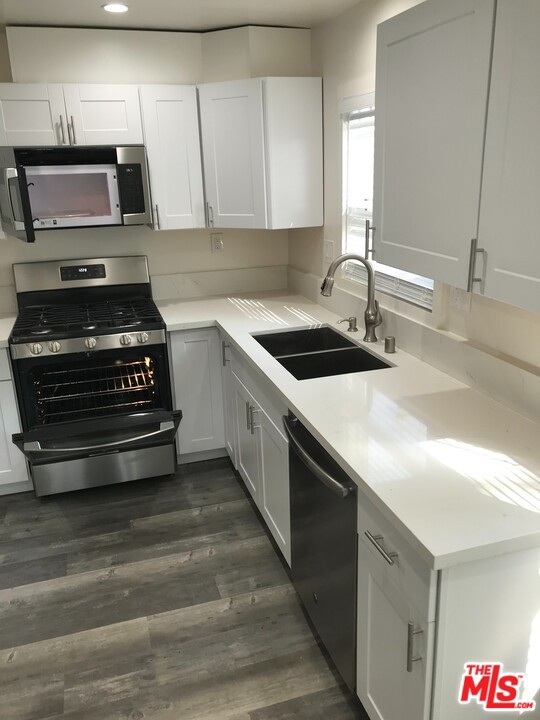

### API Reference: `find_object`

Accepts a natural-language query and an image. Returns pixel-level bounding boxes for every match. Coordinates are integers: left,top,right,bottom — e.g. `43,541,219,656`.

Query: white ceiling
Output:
0,0,360,32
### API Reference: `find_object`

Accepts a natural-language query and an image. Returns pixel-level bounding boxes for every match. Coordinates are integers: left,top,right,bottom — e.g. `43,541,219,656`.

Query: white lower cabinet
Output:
357,494,436,720
219,337,237,468
225,341,290,565
0,351,30,492
233,373,261,503
257,408,290,562
169,328,225,458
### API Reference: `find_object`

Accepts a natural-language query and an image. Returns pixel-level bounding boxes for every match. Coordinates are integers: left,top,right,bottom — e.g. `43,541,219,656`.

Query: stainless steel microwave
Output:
0,145,152,242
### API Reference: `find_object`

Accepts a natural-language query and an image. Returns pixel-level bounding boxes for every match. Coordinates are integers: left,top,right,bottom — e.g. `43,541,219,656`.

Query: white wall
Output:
6,27,203,84
202,27,311,82
289,0,540,371
8,25,312,85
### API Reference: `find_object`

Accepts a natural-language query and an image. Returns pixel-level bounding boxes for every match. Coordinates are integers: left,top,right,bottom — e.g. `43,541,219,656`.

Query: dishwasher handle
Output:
282,415,354,499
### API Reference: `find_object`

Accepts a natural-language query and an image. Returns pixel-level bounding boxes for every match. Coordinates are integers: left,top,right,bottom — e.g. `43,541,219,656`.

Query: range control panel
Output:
60,264,106,281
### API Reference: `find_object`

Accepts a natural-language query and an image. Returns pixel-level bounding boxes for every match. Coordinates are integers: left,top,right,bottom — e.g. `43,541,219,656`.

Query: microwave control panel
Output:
118,165,145,215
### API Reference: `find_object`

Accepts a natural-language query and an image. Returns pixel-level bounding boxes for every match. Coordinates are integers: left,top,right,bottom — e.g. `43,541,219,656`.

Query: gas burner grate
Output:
11,298,163,340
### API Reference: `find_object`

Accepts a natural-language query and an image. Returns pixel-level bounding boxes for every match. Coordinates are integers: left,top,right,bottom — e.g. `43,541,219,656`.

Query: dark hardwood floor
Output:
0,458,368,720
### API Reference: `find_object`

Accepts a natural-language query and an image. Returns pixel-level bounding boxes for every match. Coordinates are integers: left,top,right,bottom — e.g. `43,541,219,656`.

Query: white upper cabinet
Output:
0,83,65,146
140,85,205,230
199,78,267,229
477,0,540,313
0,83,143,146
63,84,143,145
373,0,496,289
198,77,323,230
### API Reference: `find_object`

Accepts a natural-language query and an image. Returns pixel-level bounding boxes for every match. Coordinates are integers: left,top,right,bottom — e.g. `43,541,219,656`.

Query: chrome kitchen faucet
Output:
320,253,382,342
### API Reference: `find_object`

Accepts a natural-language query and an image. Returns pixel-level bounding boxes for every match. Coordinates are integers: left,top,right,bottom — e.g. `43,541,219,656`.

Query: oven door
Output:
12,409,182,496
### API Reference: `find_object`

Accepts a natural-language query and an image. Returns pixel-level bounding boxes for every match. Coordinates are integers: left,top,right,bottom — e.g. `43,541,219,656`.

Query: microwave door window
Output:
26,164,122,228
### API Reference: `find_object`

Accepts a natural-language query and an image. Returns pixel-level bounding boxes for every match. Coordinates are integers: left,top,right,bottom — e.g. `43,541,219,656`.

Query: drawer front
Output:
0,349,11,381
358,493,436,622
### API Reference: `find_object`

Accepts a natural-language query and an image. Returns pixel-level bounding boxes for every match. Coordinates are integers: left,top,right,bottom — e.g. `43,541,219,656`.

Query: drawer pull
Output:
407,621,423,672
221,340,230,366
365,530,398,565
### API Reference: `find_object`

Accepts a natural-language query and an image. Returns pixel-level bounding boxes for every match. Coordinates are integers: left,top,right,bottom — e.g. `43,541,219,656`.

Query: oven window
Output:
31,355,158,425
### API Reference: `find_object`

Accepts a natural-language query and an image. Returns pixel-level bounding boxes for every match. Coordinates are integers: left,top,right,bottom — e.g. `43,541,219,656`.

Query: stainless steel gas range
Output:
9,256,182,497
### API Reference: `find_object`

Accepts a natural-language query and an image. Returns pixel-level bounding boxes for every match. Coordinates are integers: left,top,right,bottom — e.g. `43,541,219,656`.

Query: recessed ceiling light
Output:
102,3,129,13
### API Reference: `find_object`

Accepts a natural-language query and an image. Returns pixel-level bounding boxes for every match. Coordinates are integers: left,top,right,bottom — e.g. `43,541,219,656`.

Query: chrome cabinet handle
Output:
23,421,175,453
207,202,214,227
70,115,77,145
221,340,229,366
282,415,354,498
466,237,486,292
249,405,256,435
407,622,423,672
364,218,375,258
365,530,398,565
246,401,251,431
154,204,161,230
59,115,67,144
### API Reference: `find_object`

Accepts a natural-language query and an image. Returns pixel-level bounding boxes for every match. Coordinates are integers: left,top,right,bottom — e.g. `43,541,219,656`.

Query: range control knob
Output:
85,337,97,350
29,343,43,355
137,332,149,344
119,334,132,346
48,341,61,353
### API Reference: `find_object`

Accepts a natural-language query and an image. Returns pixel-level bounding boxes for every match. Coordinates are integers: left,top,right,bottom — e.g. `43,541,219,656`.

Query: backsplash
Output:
0,226,289,314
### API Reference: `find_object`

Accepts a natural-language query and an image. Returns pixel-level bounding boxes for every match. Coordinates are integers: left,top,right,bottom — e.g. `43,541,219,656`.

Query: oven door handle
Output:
22,420,176,453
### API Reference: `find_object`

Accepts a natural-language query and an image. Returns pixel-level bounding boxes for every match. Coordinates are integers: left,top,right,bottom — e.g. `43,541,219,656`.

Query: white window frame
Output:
341,93,434,310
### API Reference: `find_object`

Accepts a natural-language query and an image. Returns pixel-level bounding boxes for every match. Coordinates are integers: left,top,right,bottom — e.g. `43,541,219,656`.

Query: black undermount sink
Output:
252,326,391,380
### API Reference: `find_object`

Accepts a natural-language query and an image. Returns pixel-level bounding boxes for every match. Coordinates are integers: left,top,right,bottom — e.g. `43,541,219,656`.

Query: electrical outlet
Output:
211,233,224,253
324,240,334,261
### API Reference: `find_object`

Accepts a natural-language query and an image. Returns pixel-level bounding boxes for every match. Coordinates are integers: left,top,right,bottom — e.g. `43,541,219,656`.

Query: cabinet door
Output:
477,0,540,313
198,79,267,229
357,539,433,720
139,85,205,230
63,84,143,145
373,0,495,289
263,77,323,229
257,408,290,565
219,337,237,468
170,328,225,456
0,83,66,146
0,380,29,488
233,373,260,502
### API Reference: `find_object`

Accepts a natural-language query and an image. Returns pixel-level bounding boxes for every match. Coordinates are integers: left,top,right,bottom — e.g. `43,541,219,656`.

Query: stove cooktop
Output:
10,298,164,344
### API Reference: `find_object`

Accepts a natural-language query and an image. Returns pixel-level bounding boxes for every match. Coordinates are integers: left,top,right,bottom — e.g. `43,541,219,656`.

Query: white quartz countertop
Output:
159,292,540,571
0,314,16,349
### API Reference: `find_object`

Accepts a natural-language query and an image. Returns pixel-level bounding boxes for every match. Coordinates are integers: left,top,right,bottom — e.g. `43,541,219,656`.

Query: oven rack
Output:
35,358,157,423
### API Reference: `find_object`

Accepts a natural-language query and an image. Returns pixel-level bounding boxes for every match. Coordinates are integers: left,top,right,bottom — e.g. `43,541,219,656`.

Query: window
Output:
342,94,433,309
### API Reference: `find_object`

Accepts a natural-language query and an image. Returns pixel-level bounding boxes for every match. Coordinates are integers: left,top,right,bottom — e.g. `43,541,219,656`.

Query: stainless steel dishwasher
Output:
283,412,357,692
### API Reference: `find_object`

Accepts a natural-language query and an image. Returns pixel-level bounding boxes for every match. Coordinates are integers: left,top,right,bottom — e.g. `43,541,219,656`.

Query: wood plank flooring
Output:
0,458,368,720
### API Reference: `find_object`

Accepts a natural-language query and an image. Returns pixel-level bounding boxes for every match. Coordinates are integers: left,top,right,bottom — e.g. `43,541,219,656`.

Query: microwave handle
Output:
3,167,36,243
5,169,23,226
